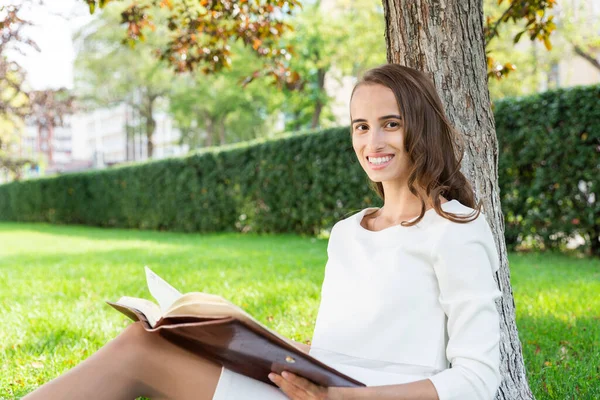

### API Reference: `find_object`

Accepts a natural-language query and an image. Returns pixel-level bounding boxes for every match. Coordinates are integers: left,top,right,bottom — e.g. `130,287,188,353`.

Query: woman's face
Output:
350,83,411,184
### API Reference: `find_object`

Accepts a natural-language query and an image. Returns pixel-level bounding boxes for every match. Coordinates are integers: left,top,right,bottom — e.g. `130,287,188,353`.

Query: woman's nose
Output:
367,127,386,148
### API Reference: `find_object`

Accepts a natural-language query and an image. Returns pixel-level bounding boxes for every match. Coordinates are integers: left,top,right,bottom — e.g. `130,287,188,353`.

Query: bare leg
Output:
23,321,222,400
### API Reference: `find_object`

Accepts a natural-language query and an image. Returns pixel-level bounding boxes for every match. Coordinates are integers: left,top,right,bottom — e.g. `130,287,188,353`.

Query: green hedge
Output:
495,84,599,256
1,85,598,255
0,127,378,235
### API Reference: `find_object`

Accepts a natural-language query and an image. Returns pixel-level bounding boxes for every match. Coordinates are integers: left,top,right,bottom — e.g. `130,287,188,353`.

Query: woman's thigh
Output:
124,322,287,400
121,321,223,400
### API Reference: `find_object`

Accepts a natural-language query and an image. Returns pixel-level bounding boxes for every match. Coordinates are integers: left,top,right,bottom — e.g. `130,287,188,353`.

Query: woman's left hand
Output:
268,371,338,399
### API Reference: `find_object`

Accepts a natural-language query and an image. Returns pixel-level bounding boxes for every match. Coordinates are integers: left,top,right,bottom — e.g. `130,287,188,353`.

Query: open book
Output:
106,267,365,388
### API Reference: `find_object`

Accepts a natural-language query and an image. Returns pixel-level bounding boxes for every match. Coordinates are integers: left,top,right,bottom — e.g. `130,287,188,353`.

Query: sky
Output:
6,0,95,90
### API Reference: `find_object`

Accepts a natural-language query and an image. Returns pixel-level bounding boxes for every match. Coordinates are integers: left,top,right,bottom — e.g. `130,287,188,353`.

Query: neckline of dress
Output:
355,199,459,234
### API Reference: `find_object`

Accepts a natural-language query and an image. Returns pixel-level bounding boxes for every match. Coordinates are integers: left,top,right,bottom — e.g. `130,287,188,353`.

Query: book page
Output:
115,296,162,327
145,266,183,314
164,293,303,351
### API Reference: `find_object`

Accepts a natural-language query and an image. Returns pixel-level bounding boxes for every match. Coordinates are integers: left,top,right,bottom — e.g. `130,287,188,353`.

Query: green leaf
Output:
513,30,526,44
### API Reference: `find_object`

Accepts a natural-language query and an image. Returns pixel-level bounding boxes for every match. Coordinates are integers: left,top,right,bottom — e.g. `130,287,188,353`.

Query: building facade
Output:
13,103,188,180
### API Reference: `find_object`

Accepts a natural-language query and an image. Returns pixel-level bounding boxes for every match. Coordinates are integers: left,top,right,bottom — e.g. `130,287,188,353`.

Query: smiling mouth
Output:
367,155,395,166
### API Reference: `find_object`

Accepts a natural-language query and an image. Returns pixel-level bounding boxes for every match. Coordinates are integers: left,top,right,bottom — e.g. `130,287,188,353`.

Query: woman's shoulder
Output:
330,208,366,231
434,199,492,229
432,200,500,274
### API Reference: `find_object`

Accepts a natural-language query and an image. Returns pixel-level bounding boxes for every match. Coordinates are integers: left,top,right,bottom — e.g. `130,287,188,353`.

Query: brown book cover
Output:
106,267,365,389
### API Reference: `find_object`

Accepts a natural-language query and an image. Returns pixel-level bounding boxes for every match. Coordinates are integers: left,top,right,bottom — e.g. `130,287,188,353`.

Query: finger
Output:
281,371,326,396
269,373,306,399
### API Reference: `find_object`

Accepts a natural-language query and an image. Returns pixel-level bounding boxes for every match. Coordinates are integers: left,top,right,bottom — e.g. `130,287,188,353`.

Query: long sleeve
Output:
427,212,503,400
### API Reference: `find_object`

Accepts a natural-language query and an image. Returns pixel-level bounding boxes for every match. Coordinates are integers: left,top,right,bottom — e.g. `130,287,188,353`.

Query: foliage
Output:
25,89,76,167
275,1,338,131
0,225,599,398
484,0,600,100
167,43,282,148
554,1,600,72
76,0,387,145
275,0,386,130
484,0,557,80
171,0,388,135
0,4,38,176
0,4,36,121
74,2,177,158
80,0,559,88
27,89,75,132
0,116,35,180
80,0,303,88
1,3,75,177
495,84,600,256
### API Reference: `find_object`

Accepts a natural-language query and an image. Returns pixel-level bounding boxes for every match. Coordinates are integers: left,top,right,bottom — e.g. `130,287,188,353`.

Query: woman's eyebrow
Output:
351,115,403,124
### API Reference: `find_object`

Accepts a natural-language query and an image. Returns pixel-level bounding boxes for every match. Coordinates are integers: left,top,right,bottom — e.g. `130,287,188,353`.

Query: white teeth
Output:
368,155,393,165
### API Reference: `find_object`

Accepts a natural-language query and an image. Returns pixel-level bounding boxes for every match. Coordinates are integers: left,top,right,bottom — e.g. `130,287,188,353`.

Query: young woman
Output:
24,64,503,400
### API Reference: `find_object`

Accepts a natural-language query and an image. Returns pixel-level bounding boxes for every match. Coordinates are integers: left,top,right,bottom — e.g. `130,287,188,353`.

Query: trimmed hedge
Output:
0,127,377,235
495,84,599,255
0,84,598,255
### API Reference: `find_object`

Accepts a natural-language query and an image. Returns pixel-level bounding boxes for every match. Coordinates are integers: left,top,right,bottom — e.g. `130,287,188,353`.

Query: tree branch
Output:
573,45,600,72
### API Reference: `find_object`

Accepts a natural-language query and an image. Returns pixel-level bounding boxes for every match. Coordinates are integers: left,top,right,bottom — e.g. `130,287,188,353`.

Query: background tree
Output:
27,88,76,166
74,2,176,158
168,43,281,148
79,0,557,92
80,0,302,88
0,4,38,178
381,0,539,398
484,0,557,81
483,0,561,99
0,5,34,121
277,0,387,131
276,1,339,131
555,1,600,73
76,0,560,138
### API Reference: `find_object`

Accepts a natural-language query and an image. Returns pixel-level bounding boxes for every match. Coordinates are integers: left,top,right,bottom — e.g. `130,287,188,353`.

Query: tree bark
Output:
47,124,54,166
204,115,214,148
218,119,226,145
573,45,600,72
311,67,326,129
588,226,600,257
143,96,157,159
381,1,533,399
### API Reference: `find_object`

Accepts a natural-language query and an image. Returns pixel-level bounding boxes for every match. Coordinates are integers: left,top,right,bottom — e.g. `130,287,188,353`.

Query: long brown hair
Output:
350,64,482,226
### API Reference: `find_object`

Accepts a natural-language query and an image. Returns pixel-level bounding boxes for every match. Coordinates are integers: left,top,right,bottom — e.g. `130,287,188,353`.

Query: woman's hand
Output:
268,371,342,399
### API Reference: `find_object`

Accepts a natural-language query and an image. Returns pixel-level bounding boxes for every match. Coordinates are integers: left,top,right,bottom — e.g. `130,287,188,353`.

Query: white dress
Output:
212,199,503,400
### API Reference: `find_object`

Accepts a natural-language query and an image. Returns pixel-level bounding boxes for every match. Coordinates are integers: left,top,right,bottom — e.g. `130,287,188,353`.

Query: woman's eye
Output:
385,121,400,128
355,124,368,131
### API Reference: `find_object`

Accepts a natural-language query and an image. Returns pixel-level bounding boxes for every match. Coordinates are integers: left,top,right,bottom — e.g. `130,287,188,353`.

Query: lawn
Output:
1,222,598,399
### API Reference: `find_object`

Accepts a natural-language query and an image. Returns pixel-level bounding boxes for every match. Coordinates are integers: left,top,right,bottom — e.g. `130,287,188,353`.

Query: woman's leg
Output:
23,321,223,400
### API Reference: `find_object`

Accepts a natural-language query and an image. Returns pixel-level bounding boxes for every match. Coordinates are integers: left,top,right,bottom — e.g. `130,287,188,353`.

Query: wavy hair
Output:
350,64,482,226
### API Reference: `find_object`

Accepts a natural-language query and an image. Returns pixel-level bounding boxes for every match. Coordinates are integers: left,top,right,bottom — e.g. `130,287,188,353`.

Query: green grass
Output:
1,223,598,399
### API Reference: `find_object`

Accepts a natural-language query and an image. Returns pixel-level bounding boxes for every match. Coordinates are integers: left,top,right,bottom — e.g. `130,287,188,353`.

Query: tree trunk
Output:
205,117,214,147
381,1,533,399
143,97,156,159
37,125,43,155
589,227,600,257
311,68,326,129
218,119,226,145
125,103,130,161
146,116,155,159
47,124,54,166
573,45,600,72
